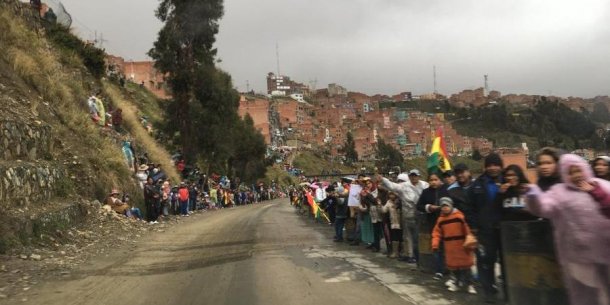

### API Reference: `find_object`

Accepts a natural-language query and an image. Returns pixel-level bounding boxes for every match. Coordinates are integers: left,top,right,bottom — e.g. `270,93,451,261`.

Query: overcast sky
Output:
60,0,610,98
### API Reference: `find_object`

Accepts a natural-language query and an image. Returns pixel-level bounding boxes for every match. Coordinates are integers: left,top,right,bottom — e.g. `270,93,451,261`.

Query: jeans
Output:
434,242,446,274
335,217,346,240
477,228,504,297
130,208,143,220
372,222,382,250
180,200,189,215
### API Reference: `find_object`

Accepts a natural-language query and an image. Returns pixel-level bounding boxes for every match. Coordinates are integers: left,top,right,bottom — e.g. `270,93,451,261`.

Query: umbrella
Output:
341,176,356,183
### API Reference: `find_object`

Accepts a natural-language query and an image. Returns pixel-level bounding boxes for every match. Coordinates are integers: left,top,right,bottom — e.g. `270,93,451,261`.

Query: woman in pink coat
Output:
526,154,610,305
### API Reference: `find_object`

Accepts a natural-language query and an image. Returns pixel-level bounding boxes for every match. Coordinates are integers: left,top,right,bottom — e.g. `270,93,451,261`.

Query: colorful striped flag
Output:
427,128,451,174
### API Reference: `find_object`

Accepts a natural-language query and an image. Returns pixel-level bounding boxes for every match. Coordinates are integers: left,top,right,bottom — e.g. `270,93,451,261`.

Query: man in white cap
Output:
378,169,428,263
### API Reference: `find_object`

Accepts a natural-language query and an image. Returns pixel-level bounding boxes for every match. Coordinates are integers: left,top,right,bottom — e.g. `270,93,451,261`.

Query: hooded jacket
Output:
380,177,426,220
431,208,475,270
526,154,610,265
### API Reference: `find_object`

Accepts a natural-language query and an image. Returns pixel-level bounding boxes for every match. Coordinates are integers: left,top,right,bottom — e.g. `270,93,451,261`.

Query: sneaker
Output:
445,278,456,287
433,273,443,281
467,285,477,294
447,282,459,292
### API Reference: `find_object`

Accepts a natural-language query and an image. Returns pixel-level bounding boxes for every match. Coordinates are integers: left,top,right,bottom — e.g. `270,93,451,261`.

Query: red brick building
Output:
238,96,271,144
106,55,170,99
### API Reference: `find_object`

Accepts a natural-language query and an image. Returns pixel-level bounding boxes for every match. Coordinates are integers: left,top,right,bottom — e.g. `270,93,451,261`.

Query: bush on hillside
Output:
45,24,106,78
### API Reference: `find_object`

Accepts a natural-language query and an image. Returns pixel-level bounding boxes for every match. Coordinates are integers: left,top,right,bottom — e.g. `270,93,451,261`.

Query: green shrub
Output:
45,24,106,78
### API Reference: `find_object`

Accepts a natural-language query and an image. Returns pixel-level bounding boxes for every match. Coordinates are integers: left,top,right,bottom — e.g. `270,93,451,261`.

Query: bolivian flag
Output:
306,192,330,222
427,128,451,174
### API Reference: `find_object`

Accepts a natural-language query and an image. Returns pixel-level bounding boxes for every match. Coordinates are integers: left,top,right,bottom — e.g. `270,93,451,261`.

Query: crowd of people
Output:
292,148,610,305
106,162,287,224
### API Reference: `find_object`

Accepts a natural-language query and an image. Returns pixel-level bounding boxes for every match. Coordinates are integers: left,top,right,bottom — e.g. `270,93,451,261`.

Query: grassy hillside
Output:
292,151,354,176
0,2,178,202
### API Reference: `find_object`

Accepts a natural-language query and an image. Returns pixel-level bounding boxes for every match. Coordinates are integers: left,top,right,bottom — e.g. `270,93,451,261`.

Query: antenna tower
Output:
484,74,489,95
276,43,281,76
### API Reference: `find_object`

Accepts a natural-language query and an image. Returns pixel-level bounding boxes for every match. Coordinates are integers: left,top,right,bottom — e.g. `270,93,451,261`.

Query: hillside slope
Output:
0,1,177,252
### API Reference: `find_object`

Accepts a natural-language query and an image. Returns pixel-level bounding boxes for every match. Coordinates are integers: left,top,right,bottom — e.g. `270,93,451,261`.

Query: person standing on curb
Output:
469,153,504,303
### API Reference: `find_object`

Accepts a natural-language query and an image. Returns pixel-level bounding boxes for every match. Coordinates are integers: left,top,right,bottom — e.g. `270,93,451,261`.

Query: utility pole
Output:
246,80,250,92
433,65,438,94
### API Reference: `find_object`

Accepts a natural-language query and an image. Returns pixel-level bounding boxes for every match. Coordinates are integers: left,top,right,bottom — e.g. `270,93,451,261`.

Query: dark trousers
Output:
334,217,346,240
372,222,382,250
145,200,158,222
477,228,505,297
453,268,473,286
390,228,403,242
180,200,189,215
434,242,446,274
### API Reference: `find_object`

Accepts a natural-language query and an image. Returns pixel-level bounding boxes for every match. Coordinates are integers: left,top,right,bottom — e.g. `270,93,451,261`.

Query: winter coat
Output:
144,183,160,204
431,209,475,270
416,186,442,226
382,199,402,229
441,181,476,227
526,154,610,265
334,197,348,219
469,174,503,232
380,178,418,220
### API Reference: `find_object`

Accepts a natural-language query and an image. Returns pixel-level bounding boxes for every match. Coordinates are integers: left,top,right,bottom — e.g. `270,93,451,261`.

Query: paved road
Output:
16,200,480,305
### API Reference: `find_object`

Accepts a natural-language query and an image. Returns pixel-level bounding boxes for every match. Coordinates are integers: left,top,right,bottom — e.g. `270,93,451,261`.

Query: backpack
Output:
179,188,189,201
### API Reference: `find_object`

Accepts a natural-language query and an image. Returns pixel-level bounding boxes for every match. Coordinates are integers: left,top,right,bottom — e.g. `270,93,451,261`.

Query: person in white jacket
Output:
378,170,429,263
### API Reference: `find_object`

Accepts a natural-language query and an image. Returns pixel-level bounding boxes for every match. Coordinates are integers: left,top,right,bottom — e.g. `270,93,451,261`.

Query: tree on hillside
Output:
340,132,358,165
375,138,404,173
148,0,224,162
149,0,267,183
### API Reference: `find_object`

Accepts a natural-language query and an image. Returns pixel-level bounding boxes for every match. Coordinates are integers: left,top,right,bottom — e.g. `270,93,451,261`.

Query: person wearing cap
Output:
592,156,610,181
431,197,477,294
470,152,505,302
407,169,429,196
441,163,476,226
441,170,456,186
377,171,427,263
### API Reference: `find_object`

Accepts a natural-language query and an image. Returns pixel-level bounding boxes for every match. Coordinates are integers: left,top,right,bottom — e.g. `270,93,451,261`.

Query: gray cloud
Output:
61,0,610,97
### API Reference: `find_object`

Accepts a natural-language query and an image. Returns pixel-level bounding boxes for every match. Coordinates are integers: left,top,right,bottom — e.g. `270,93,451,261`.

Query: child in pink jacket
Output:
526,154,610,305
